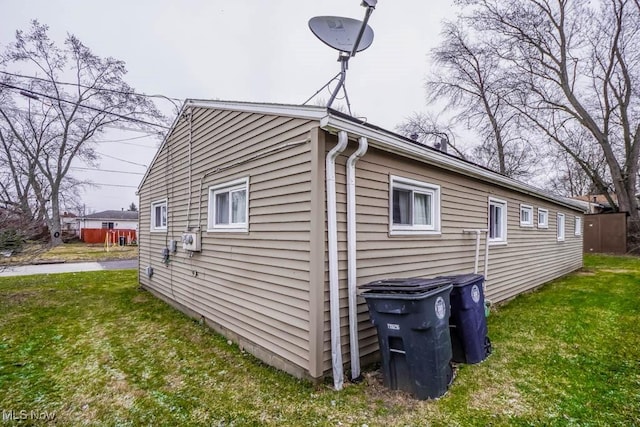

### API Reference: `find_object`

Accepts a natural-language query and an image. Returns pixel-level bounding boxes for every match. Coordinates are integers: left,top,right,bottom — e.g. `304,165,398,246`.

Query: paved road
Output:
0,259,138,277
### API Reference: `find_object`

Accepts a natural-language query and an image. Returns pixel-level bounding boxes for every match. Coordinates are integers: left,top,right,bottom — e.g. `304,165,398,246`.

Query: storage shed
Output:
137,100,584,385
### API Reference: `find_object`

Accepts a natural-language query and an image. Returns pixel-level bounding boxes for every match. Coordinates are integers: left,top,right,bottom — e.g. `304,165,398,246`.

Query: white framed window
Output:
208,177,249,232
488,197,508,244
575,216,582,236
557,213,565,241
389,175,441,235
520,204,534,227
538,208,549,229
151,200,167,232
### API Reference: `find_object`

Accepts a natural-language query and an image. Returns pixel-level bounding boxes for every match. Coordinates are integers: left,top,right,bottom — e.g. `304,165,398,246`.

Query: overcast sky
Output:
1,0,458,214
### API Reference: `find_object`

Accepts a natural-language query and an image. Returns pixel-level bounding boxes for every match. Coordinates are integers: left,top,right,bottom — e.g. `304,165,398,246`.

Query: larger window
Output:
208,177,249,232
489,197,508,244
151,200,167,231
557,213,566,241
389,176,441,235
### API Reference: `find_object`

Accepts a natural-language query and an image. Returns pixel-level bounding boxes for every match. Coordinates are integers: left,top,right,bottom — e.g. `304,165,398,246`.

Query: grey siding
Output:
139,107,318,379
322,142,583,374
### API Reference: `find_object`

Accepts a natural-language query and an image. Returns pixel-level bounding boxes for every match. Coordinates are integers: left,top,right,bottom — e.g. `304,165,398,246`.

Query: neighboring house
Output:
60,211,79,236
78,210,138,244
137,100,585,384
572,194,618,214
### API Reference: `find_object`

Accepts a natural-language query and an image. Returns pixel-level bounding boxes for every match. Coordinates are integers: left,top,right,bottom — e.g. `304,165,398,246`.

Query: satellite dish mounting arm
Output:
351,0,377,58
327,1,376,110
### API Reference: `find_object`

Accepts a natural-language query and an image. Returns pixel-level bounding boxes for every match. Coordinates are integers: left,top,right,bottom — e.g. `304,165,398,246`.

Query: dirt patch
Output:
131,293,150,304
1,290,39,304
362,369,423,410
575,271,596,276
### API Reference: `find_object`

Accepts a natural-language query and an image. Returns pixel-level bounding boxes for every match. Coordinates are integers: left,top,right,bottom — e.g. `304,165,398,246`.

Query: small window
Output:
489,197,507,243
151,200,167,231
389,176,441,235
520,204,534,227
208,177,249,232
575,216,582,236
102,222,115,229
557,213,565,241
538,208,549,229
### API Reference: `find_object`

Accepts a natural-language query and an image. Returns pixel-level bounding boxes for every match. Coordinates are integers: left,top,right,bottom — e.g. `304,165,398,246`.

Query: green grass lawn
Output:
0,254,639,426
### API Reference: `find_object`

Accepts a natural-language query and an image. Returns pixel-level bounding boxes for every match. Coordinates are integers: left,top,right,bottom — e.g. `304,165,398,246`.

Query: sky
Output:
1,0,458,214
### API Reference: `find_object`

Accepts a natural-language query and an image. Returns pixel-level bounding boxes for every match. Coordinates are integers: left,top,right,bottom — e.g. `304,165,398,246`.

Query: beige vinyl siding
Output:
139,107,319,379
321,142,583,374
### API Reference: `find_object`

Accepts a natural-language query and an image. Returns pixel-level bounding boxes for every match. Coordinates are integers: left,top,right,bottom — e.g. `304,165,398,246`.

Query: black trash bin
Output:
437,273,491,364
361,278,453,400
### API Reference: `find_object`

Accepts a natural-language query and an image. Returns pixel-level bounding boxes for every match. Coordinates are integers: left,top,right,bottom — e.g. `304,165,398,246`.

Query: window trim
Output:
557,213,566,241
488,197,508,245
150,199,167,232
575,216,582,236
520,204,534,227
207,177,250,233
538,208,549,229
388,175,441,236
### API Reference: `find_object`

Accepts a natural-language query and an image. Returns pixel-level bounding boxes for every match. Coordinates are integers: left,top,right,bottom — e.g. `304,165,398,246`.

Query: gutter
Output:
320,114,585,213
346,136,367,382
325,130,349,391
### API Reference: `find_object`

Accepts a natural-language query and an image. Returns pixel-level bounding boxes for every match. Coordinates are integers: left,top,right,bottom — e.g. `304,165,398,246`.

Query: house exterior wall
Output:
80,219,138,229
138,107,320,379
322,141,583,374
138,105,584,382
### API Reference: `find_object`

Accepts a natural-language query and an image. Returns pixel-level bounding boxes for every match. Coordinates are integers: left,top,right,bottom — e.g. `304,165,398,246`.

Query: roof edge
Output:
320,113,586,213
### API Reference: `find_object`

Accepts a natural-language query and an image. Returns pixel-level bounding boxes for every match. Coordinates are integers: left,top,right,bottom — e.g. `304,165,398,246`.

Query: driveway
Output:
0,259,137,277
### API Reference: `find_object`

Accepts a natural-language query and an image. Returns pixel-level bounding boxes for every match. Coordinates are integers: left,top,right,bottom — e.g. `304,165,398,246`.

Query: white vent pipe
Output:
346,136,367,381
326,130,348,390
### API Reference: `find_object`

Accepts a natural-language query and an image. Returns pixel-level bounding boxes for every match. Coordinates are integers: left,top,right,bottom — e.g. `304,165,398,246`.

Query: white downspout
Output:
483,230,490,293
346,136,367,382
326,130,349,390
464,228,490,296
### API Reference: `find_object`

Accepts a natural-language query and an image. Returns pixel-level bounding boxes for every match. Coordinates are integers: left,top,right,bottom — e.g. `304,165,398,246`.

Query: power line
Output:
70,166,144,175
95,151,148,167
0,81,170,129
0,70,184,107
94,134,156,143
90,182,139,188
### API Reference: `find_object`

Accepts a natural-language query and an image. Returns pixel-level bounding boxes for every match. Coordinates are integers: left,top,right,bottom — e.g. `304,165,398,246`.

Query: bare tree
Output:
0,21,164,246
422,21,538,178
459,0,640,226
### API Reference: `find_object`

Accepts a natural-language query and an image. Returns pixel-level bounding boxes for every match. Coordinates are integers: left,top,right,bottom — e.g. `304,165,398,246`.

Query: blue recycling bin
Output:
361,278,454,400
438,274,491,364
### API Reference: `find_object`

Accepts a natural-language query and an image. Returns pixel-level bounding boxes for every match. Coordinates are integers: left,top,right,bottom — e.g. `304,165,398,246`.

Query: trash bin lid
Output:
436,273,484,287
359,277,451,293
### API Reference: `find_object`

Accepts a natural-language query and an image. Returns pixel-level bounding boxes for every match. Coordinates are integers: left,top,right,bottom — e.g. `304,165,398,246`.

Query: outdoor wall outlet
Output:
168,239,177,253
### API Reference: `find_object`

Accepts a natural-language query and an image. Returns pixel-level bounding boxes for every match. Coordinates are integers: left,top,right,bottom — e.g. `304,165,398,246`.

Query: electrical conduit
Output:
326,130,348,390
346,136,367,382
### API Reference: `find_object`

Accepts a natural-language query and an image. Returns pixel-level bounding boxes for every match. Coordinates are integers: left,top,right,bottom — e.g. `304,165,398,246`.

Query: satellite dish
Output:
303,1,377,114
309,16,374,54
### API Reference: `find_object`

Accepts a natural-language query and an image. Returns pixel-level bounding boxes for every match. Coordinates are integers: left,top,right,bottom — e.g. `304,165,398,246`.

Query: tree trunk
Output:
49,193,63,247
